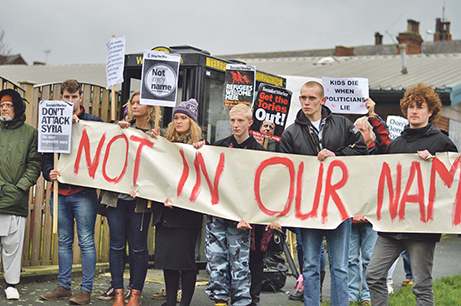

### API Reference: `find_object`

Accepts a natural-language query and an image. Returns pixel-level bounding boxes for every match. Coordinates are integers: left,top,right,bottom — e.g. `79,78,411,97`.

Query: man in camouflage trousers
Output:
205,104,265,306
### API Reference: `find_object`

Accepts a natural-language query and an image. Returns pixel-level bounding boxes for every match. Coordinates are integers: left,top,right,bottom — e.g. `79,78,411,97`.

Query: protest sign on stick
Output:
322,77,369,114
223,64,256,109
106,35,126,121
250,84,292,151
140,50,181,108
38,100,73,233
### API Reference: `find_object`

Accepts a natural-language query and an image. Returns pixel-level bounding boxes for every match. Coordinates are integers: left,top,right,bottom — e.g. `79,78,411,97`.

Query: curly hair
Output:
400,83,441,123
125,91,161,123
165,117,203,144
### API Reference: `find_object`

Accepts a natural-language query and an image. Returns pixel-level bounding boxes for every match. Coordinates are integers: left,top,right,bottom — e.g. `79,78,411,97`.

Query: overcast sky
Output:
1,0,460,65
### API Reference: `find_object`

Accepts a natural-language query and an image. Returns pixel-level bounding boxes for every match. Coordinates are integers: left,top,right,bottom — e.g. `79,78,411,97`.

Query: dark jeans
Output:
106,199,151,291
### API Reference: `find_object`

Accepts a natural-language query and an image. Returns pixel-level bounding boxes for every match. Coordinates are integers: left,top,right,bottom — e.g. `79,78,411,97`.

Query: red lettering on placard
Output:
74,128,106,178
399,161,425,222
322,160,349,223
102,134,128,183
377,162,402,221
177,149,189,197
254,157,295,217
295,162,324,220
428,156,461,225
130,135,154,187
190,152,225,205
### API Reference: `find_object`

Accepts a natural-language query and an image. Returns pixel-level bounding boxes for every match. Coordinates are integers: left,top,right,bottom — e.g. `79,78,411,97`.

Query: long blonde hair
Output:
165,116,202,144
125,91,161,123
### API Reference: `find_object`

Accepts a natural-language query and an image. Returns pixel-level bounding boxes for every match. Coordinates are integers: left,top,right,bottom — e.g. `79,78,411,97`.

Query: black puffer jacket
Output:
280,106,368,156
380,123,458,242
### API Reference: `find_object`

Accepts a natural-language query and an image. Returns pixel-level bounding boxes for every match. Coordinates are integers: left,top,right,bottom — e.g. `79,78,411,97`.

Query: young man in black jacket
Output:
205,104,265,306
280,81,367,306
40,79,103,305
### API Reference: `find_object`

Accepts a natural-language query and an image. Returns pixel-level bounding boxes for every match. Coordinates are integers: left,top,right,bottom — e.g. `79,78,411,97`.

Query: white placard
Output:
38,100,74,153
386,115,409,140
140,50,181,107
322,77,369,114
106,35,126,88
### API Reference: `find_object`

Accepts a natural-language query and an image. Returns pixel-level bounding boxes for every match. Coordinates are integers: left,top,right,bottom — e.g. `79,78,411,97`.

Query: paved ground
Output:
1,234,460,305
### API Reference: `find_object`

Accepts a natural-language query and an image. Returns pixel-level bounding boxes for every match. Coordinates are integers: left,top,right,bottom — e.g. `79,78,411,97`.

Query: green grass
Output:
321,275,461,306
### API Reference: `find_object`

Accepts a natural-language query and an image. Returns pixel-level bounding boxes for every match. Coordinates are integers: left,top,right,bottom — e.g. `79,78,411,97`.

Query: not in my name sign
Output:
38,100,73,153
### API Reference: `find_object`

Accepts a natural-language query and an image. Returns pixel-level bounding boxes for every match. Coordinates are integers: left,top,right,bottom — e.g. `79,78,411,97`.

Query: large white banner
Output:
58,121,461,233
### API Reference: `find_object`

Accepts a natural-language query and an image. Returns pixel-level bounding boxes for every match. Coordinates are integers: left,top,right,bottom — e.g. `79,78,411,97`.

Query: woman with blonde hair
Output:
152,98,204,306
104,90,160,306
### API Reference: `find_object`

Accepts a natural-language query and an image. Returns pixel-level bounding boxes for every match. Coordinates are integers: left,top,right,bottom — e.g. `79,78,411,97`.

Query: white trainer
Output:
5,286,20,300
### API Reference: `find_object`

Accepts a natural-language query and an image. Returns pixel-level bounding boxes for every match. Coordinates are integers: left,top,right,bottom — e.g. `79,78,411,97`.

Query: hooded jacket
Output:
280,106,368,157
0,89,42,217
380,124,458,242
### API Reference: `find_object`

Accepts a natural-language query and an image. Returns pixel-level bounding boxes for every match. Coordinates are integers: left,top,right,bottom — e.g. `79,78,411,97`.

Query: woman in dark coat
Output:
366,83,458,306
153,98,204,306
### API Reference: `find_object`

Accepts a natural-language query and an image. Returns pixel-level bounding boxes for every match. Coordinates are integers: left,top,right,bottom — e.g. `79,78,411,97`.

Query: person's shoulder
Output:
82,113,103,122
213,136,231,147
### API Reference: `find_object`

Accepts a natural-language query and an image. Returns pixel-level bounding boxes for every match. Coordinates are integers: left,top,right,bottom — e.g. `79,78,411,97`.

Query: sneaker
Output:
214,301,228,306
177,289,182,303
125,284,132,303
152,287,167,300
401,278,414,286
40,285,72,300
387,279,394,294
98,280,115,300
289,291,304,301
69,290,91,305
5,286,20,300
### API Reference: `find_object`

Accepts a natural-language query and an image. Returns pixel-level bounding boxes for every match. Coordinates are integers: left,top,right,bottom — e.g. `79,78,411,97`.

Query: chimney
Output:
399,44,408,74
375,32,383,45
397,19,423,54
434,18,452,41
334,46,354,57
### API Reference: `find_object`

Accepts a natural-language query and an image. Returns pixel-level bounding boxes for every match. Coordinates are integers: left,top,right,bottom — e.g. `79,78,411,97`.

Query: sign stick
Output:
147,106,161,209
52,153,59,233
110,35,117,121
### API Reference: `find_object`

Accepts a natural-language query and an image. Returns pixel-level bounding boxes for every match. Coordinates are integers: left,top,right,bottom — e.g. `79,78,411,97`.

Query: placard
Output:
38,100,74,153
106,35,126,88
140,50,181,107
322,77,369,114
224,64,256,109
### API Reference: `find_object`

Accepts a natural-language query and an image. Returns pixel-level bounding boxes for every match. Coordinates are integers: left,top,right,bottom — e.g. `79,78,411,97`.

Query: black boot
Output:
249,263,264,306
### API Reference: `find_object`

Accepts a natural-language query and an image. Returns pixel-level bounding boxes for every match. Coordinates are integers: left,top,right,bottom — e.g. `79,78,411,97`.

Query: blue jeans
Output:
402,250,413,280
50,189,98,292
301,218,351,306
348,222,378,302
106,199,151,291
293,227,326,273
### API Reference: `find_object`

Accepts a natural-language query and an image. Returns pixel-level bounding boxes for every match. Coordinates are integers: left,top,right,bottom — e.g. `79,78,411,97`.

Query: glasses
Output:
0,103,13,109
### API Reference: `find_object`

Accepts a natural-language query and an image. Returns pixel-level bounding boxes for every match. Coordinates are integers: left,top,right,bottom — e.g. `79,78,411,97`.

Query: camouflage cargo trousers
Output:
205,216,252,305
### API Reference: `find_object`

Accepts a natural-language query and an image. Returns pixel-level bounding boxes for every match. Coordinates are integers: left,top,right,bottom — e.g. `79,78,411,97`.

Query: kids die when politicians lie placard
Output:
322,77,369,114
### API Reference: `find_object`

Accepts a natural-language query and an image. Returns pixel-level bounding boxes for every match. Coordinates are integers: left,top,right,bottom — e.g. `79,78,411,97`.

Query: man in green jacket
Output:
0,89,41,300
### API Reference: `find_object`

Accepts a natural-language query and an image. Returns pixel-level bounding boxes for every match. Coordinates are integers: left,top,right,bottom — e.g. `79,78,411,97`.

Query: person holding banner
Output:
151,98,204,306
205,103,270,306
40,79,103,305
348,98,390,306
280,81,367,306
0,89,41,300
100,90,159,306
366,83,458,306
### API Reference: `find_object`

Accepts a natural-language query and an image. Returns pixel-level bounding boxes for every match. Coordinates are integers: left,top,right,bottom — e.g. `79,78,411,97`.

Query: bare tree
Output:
0,28,13,56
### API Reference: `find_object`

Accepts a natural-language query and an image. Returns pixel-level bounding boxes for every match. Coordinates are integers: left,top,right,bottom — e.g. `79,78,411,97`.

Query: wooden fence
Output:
0,77,158,269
